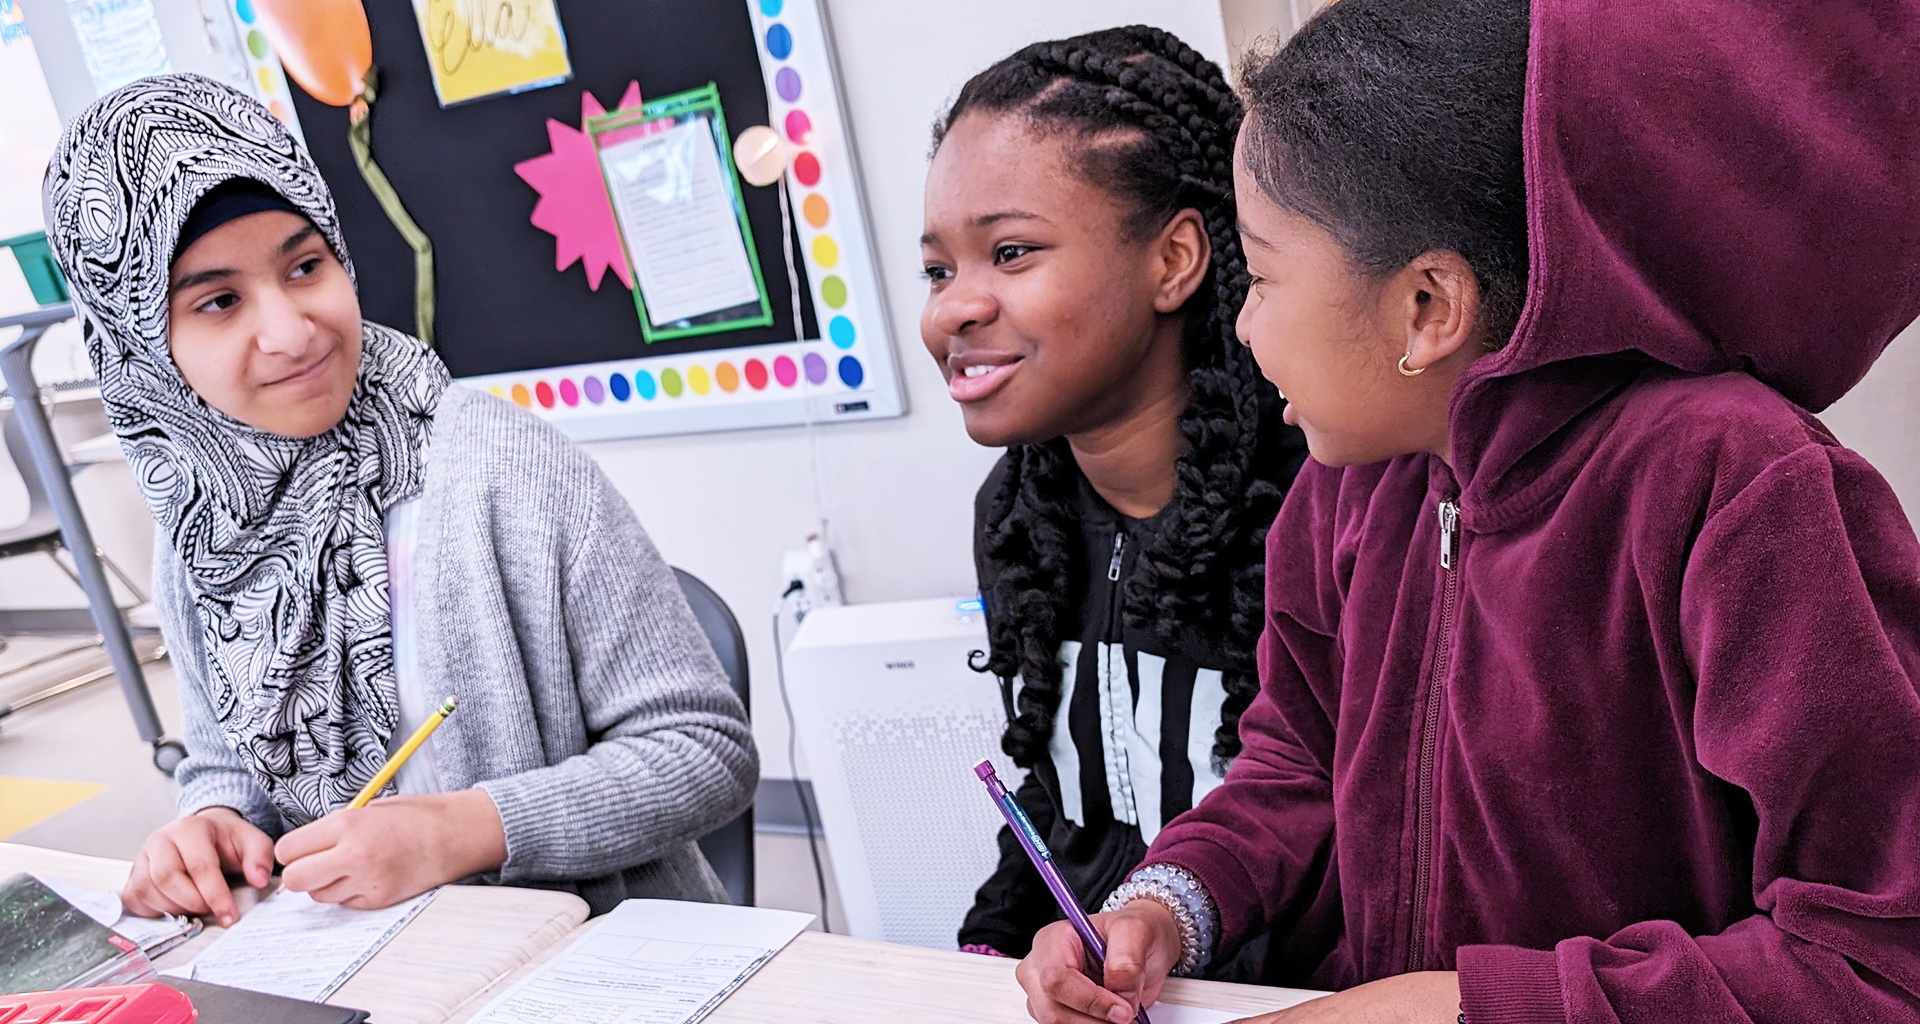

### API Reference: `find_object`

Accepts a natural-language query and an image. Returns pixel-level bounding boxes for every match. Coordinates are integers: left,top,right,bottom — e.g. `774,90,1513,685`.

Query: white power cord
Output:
772,583,833,932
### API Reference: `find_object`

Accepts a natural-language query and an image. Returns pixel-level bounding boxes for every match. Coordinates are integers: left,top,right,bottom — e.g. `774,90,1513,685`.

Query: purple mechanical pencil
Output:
975,759,1153,1024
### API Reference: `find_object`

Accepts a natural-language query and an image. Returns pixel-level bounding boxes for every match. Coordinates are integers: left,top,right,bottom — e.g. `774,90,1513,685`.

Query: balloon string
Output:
348,67,436,348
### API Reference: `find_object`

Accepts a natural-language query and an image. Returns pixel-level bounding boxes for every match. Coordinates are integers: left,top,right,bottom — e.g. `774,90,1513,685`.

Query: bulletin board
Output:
287,0,905,441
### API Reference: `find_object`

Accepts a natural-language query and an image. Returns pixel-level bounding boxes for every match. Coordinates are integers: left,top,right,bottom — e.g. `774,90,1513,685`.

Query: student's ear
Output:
1149,208,1211,314
1397,249,1481,373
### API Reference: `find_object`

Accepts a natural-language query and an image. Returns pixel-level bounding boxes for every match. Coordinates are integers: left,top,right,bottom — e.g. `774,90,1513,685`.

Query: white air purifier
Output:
782,596,1022,948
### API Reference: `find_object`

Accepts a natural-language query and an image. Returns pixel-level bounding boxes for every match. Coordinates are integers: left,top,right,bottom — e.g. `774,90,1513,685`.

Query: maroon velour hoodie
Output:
1141,2,1920,1021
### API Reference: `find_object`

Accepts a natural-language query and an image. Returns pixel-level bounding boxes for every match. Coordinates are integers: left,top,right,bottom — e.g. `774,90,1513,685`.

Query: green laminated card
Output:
588,83,774,344
0,873,153,995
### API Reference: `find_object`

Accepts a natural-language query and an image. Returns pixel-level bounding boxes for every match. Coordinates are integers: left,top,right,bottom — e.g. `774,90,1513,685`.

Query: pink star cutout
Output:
513,82,644,291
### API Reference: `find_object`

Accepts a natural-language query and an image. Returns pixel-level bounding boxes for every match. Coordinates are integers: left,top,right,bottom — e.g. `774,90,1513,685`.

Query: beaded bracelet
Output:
1101,864,1218,977
1105,878,1203,975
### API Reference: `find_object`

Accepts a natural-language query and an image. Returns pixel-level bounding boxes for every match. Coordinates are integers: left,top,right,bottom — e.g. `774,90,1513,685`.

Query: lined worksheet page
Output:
165,888,438,1000
467,900,813,1024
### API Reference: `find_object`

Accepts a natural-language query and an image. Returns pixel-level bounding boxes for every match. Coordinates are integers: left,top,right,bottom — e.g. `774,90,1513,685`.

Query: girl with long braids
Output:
920,27,1307,961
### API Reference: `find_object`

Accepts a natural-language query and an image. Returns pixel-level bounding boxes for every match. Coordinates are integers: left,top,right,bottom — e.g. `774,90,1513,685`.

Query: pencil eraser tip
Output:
974,759,996,780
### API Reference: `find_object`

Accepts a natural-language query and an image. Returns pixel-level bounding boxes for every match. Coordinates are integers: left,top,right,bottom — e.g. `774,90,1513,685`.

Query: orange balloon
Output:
251,0,372,107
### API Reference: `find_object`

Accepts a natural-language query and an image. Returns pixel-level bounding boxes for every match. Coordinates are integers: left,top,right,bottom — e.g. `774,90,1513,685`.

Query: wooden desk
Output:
705,932,1319,1023
3,842,1324,1023
444,928,1323,1024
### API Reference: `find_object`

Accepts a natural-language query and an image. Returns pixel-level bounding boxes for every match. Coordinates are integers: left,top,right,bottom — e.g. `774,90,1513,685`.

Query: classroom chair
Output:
674,567,755,908
0,305,179,772
0,405,66,575
0,404,163,728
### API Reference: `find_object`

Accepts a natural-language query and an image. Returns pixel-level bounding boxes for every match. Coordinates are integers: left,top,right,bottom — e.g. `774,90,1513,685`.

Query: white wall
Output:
1219,0,1318,71
1825,319,1920,523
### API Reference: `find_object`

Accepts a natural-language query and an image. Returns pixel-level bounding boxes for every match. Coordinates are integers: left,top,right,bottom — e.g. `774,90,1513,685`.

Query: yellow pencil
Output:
348,696,458,809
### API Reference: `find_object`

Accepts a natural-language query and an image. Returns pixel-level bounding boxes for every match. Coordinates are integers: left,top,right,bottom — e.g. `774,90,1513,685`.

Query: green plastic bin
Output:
0,231,69,305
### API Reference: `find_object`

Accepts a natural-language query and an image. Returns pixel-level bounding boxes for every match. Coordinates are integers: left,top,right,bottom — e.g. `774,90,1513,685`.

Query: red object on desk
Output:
0,985,196,1024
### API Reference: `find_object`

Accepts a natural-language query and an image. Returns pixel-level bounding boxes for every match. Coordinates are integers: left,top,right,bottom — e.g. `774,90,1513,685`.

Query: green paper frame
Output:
587,82,774,343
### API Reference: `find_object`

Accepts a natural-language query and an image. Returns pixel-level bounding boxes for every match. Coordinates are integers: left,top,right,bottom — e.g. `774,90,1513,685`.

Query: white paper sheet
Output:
465,899,813,1024
108,910,198,955
164,887,437,1000
600,118,762,327
1147,1002,1250,1024
35,874,121,927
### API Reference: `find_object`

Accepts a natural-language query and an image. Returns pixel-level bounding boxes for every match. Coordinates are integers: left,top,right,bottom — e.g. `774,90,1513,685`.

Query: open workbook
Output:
461,900,814,1024
160,884,589,1024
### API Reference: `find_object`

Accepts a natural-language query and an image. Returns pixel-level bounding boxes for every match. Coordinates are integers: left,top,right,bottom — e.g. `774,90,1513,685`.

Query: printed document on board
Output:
599,119,762,327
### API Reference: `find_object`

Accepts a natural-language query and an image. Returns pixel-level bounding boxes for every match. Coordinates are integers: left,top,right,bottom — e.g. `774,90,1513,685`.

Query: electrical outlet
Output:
780,548,812,595
804,535,843,608
779,534,842,627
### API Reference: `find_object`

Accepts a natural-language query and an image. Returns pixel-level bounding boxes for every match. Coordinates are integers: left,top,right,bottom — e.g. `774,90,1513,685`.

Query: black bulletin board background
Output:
290,0,820,380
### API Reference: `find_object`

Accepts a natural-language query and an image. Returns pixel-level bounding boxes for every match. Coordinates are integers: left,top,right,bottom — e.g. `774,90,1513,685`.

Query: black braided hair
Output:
935,26,1304,771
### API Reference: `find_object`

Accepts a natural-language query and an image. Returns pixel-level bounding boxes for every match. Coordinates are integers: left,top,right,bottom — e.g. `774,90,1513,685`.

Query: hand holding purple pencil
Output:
975,760,1154,1024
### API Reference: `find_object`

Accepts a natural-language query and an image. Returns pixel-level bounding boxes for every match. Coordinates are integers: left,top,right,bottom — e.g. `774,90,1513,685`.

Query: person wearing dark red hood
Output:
1015,1,1920,1023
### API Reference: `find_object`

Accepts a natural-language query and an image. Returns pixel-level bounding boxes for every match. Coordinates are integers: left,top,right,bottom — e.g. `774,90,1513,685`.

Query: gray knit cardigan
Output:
157,385,759,914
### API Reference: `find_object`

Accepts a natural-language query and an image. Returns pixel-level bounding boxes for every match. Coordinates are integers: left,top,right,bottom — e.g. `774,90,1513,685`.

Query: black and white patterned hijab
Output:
43,74,449,827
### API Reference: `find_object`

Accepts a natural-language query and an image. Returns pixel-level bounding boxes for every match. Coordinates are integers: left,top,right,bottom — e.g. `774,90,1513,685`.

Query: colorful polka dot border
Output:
758,2,861,358
226,0,303,138
478,347,869,413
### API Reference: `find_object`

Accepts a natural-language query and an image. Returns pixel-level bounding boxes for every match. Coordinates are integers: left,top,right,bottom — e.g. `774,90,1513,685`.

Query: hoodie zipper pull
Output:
1107,532,1126,582
1438,500,1460,571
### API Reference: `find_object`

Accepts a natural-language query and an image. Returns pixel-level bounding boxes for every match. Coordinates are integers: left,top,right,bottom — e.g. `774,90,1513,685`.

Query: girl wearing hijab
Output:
42,74,758,923
1016,0,1920,1022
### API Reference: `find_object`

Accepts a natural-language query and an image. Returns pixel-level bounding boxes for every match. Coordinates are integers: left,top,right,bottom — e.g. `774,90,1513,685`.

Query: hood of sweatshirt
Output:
1452,0,1920,514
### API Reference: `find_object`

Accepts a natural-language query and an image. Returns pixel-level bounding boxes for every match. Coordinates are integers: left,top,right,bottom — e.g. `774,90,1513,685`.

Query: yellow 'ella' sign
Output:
412,0,573,107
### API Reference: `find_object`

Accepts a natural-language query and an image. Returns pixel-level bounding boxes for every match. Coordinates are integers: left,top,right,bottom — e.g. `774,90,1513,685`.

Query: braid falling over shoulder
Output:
941,27,1303,772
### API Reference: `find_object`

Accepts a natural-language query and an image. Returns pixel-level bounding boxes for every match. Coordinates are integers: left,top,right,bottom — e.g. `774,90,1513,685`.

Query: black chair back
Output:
674,567,754,907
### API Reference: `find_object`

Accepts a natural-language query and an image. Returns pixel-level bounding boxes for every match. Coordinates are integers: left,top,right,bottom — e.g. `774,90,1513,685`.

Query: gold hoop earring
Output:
1398,353,1425,377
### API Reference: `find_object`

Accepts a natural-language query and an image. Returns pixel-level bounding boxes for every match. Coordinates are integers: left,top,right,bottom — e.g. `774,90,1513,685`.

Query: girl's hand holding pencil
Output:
274,696,506,911
274,788,505,910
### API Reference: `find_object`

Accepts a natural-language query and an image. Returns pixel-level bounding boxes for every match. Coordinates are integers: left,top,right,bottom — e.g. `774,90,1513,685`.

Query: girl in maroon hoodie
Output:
1017,1,1920,1022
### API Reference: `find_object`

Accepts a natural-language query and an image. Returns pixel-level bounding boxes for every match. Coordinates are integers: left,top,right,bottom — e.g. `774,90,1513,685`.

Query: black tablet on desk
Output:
160,978,369,1024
